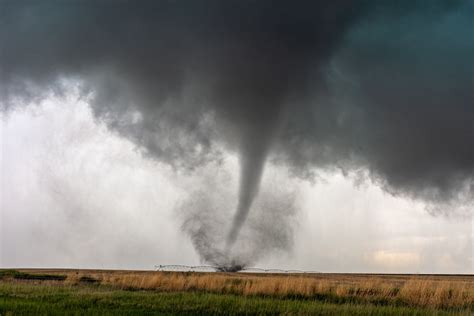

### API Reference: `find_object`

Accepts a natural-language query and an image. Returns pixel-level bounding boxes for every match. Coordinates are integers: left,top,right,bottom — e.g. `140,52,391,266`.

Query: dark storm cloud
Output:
1,1,472,263
274,1,474,213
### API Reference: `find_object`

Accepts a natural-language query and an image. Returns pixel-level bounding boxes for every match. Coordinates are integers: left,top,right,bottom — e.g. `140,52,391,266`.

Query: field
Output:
0,269,472,315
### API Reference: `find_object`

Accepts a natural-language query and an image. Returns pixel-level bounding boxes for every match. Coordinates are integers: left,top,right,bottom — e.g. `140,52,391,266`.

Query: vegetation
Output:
0,269,472,315
0,269,66,281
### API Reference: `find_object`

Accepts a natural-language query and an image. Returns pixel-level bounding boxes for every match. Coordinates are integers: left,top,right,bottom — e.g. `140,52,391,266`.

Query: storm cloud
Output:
1,1,472,265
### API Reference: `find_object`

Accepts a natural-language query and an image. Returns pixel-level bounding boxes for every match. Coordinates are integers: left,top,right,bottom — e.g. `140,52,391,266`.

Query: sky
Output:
1,90,472,273
0,1,473,273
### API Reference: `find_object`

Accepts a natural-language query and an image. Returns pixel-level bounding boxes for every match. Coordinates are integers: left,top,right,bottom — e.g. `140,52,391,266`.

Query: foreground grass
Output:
0,282,466,315
65,270,473,310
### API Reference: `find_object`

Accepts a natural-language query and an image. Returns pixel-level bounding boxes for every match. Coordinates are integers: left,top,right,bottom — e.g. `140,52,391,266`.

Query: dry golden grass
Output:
18,269,474,310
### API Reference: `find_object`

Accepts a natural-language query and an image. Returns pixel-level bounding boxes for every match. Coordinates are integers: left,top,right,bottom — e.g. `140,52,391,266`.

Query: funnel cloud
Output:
1,1,472,266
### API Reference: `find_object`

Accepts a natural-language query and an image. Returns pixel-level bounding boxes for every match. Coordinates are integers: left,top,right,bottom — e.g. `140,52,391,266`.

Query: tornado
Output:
223,95,285,248
227,130,273,247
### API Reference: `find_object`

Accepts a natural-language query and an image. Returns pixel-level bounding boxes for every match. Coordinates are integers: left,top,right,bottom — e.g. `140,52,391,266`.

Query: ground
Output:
0,269,472,315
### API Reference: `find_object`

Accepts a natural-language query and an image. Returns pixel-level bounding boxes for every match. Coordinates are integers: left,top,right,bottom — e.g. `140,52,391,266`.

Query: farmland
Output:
0,269,472,315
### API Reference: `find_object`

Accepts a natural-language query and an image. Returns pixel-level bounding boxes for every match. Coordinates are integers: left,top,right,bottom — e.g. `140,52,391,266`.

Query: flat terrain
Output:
0,269,472,315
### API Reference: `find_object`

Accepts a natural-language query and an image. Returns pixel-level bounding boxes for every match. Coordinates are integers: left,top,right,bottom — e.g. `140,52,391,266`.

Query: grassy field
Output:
0,269,472,315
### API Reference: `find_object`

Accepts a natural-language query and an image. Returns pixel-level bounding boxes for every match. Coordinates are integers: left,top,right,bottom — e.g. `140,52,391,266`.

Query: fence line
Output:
154,264,320,274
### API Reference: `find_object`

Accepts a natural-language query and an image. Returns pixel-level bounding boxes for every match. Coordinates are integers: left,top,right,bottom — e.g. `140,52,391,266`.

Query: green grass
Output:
0,282,468,315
